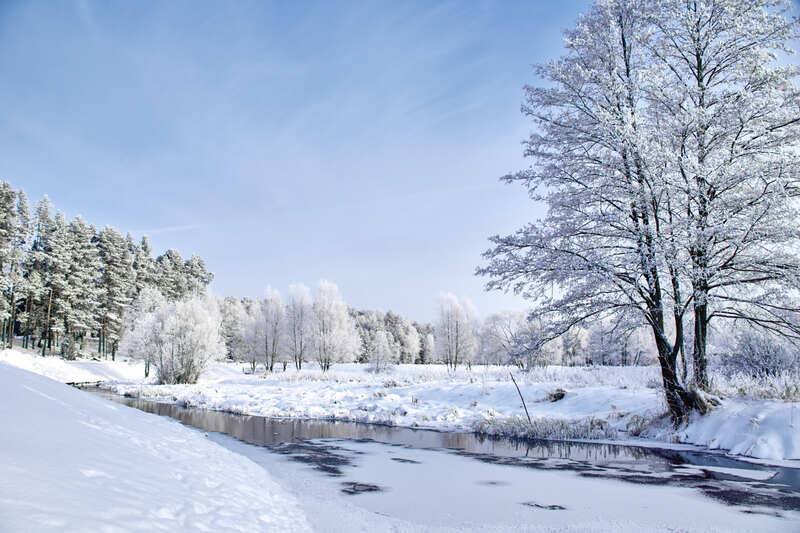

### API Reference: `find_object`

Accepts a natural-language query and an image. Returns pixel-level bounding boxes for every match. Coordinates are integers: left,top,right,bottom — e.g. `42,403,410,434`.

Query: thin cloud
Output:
131,224,206,236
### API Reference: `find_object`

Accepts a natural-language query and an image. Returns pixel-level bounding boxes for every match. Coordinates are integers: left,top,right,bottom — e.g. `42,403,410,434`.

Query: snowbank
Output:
673,400,800,460
3,349,798,463
0,362,311,533
105,362,799,463
0,348,145,383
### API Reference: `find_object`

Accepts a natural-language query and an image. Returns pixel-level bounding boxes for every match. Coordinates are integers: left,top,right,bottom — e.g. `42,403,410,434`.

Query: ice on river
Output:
207,432,799,532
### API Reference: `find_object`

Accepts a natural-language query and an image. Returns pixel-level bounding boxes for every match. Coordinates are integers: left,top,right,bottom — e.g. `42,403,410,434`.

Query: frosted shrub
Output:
718,330,798,378
60,337,78,361
368,330,395,373
120,295,225,384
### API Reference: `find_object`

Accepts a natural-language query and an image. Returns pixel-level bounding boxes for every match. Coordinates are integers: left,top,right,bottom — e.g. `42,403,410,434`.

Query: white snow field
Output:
0,362,311,533
0,348,145,384
3,348,799,463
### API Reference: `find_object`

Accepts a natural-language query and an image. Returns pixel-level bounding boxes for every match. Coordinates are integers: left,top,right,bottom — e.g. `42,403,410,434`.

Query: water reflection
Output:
90,389,663,464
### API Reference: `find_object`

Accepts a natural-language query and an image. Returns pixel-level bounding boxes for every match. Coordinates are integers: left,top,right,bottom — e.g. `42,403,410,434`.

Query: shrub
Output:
718,330,799,378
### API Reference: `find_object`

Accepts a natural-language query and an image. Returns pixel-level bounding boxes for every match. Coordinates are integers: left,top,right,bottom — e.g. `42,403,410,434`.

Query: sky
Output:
0,0,596,322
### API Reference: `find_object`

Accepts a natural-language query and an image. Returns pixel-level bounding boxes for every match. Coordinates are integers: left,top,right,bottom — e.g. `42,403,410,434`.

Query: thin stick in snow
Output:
509,372,532,425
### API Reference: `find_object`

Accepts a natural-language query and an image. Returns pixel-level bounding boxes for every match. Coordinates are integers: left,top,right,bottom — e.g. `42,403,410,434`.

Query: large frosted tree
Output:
645,0,800,388
479,0,800,422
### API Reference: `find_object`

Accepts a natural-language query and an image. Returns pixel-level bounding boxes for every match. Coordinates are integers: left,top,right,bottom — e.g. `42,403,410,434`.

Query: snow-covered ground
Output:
0,361,311,532
0,348,145,384
3,348,799,463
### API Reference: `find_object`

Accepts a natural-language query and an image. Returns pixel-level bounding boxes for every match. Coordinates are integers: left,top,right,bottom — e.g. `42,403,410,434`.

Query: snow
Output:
0,348,145,384
3,348,799,463
0,362,311,533
671,400,800,460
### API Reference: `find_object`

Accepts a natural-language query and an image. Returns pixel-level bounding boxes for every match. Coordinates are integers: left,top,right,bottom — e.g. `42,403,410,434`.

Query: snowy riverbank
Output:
3,348,799,463
0,361,311,533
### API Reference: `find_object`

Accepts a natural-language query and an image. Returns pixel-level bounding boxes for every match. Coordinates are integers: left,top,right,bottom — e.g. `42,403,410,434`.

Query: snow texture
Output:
0,361,311,533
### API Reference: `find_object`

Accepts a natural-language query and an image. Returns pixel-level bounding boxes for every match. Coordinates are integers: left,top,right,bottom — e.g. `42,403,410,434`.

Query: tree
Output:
220,296,247,361
421,333,435,364
434,293,476,371
479,0,800,422
132,236,158,295
241,297,265,373
261,287,285,372
97,226,134,359
353,309,383,363
65,216,102,350
369,329,396,373
156,249,188,301
119,287,167,377
478,0,698,422
3,189,31,347
184,254,214,296
645,0,800,389
122,294,224,384
287,283,313,370
312,280,359,372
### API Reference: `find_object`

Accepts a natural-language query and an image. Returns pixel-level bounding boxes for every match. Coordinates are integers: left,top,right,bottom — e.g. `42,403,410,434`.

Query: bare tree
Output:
261,287,285,373
434,293,476,371
287,283,313,370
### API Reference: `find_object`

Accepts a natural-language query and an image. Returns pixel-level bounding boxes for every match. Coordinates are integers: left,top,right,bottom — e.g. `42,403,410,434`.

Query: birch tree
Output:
287,283,313,370
369,329,396,373
434,293,476,371
312,280,359,372
261,286,285,372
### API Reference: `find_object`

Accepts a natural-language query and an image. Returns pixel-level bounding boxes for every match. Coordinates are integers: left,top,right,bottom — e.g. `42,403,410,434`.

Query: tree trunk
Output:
652,329,695,425
8,284,16,348
693,302,709,390
42,289,53,357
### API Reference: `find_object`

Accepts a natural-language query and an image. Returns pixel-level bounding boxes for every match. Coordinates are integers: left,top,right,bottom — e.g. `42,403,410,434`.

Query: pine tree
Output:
64,216,102,351
98,226,134,359
0,182,18,335
5,189,31,347
132,235,158,295
156,249,188,301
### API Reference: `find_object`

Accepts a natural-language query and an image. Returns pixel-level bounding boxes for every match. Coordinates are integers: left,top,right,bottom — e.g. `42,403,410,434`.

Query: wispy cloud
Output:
131,224,206,236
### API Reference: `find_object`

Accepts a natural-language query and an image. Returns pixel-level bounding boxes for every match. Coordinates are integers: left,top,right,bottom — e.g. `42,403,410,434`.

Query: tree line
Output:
0,182,213,359
217,281,435,374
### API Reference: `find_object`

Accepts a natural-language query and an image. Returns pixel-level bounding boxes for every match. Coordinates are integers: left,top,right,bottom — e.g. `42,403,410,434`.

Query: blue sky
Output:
0,0,593,322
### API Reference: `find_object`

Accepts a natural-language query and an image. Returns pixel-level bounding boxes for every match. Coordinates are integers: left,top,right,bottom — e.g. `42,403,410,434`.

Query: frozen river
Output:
87,388,800,532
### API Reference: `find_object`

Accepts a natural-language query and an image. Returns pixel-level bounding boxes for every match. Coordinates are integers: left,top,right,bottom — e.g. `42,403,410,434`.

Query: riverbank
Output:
0,362,310,533
3,348,798,463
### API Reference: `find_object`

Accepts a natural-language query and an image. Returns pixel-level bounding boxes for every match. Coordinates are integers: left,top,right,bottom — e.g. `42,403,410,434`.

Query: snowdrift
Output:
0,362,310,533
